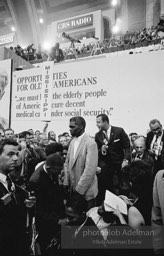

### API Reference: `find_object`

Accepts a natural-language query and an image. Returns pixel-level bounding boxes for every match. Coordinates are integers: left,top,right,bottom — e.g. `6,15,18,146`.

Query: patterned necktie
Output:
104,131,108,141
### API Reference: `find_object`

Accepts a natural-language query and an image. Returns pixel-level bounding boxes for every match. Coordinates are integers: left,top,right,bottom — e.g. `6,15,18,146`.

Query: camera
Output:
62,32,81,43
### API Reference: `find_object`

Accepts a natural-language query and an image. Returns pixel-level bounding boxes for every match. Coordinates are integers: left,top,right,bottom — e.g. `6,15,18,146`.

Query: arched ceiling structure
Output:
0,0,161,47
0,0,114,47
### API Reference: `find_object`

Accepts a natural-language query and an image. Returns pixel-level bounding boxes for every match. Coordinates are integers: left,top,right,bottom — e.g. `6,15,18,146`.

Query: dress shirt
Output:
103,126,111,141
73,132,86,158
0,172,8,190
150,132,163,157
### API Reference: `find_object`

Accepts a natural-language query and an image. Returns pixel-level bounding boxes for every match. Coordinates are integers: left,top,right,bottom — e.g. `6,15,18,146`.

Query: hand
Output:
24,195,36,208
113,205,127,225
119,195,133,206
20,140,27,149
58,218,69,225
121,160,129,169
102,145,108,155
148,149,155,156
44,122,49,129
96,167,101,174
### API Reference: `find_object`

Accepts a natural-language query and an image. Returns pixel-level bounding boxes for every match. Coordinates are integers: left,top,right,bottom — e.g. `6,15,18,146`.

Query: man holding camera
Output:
0,139,35,256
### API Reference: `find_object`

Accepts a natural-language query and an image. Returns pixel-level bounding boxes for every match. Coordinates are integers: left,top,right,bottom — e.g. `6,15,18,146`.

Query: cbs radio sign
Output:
57,14,93,32
0,33,14,46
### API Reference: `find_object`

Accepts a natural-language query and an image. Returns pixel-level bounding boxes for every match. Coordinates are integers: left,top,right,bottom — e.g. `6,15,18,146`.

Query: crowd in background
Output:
1,18,164,256
0,116,164,256
8,19,164,63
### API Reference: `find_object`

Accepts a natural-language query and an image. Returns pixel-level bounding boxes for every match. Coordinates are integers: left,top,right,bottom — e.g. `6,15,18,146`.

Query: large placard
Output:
11,51,164,136
0,59,12,129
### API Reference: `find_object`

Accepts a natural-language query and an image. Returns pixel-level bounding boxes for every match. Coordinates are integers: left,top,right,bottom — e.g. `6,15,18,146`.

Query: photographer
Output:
12,131,40,187
49,42,64,63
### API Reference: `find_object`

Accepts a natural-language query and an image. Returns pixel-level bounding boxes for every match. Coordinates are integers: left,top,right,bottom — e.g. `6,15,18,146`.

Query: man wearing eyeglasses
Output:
146,119,164,177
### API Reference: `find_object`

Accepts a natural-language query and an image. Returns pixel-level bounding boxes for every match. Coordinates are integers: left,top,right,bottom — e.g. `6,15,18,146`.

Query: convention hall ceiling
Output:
0,0,112,33
0,0,113,45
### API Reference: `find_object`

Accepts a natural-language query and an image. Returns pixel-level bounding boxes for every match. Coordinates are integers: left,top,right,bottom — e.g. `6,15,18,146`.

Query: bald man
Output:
132,136,154,174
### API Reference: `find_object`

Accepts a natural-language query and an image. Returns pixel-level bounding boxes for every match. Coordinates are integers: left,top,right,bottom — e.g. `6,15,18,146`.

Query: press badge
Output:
1,193,12,205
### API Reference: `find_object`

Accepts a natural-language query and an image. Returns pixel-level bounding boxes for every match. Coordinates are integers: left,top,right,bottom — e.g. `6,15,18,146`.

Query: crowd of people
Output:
8,19,164,64
0,115,164,256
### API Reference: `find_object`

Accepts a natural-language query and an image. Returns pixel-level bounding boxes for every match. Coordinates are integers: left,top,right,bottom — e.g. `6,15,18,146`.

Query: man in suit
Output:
146,119,164,177
64,116,98,210
28,153,65,255
0,139,35,256
132,136,154,175
95,114,130,203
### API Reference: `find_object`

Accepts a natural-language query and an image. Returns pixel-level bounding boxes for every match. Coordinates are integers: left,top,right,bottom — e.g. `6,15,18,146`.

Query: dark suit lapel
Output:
0,182,9,196
161,131,164,143
98,130,105,143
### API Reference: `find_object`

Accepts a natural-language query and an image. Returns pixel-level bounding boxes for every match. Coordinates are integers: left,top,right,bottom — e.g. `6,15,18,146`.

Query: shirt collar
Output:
103,126,111,135
0,172,7,183
43,164,48,174
75,132,85,142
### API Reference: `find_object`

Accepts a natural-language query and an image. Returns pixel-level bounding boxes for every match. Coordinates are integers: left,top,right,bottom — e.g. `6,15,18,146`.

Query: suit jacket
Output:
132,150,154,167
146,130,164,150
146,130,164,170
64,133,98,201
152,170,164,253
0,181,28,255
95,126,131,167
28,165,65,231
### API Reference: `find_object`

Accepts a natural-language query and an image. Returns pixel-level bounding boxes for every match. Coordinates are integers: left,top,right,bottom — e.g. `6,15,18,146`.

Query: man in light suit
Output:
64,116,98,210
95,114,130,203
152,169,164,254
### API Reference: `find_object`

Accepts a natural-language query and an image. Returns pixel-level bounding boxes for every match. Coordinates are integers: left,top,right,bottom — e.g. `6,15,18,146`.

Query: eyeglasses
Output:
151,127,161,133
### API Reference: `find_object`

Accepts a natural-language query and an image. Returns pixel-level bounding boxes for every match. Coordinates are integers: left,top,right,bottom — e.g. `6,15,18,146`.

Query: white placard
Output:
104,190,127,215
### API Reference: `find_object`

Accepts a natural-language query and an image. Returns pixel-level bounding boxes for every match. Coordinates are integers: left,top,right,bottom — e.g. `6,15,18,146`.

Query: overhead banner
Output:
11,51,164,136
0,59,12,129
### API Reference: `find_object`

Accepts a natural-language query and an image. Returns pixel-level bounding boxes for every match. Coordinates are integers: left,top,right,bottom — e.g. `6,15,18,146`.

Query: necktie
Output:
153,135,159,160
136,154,142,160
104,131,108,141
